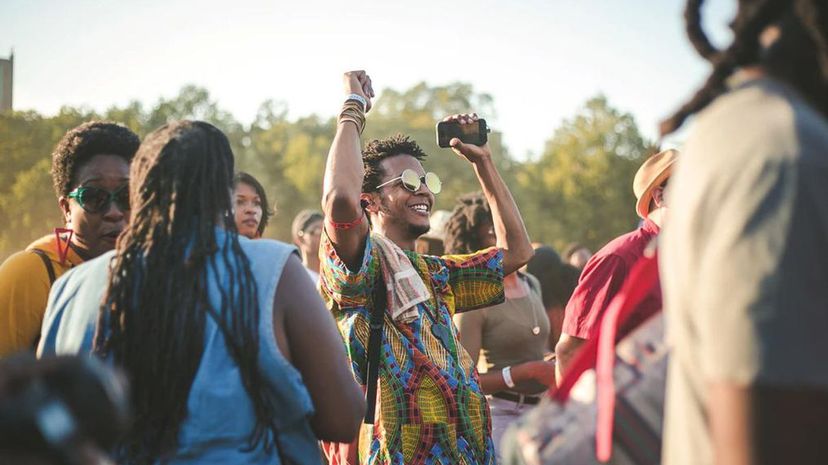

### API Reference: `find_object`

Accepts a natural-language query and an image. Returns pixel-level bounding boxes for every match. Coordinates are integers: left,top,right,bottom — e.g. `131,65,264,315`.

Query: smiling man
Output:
319,71,533,465
0,122,139,357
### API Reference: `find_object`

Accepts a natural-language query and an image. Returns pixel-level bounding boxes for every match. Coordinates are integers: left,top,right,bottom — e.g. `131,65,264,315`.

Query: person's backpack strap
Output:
364,273,387,424
30,249,56,285
595,253,659,461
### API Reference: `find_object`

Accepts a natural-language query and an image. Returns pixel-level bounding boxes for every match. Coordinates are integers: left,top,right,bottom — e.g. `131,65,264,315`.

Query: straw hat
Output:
633,149,679,219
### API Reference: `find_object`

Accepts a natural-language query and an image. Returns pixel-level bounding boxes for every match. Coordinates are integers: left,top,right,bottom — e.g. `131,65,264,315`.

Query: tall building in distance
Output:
0,51,13,112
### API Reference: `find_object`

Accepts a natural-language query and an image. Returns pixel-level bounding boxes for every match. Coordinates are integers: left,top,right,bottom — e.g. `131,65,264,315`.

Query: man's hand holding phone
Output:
439,113,492,164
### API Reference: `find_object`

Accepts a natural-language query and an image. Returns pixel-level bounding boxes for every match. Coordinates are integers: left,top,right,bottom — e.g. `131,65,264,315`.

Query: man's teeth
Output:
411,204,429,213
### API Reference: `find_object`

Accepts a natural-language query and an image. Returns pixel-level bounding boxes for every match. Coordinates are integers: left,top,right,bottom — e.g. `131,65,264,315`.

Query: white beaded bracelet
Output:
501,366,516,388
345,93,367,110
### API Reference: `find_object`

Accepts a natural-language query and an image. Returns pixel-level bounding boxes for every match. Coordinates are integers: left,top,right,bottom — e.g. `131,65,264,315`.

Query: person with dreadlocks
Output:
0,121,140,357
445,192,553,462
660,1,828,464
37,120,365,464
319,71,533,465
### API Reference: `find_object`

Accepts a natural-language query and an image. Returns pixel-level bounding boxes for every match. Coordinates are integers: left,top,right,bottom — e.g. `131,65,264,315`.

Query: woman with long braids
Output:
660,1,828,464
445,193,555,462
38,120,364,464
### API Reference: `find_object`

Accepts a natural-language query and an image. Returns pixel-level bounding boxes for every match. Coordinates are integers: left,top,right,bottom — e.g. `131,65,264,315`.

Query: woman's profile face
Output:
233,182,263,239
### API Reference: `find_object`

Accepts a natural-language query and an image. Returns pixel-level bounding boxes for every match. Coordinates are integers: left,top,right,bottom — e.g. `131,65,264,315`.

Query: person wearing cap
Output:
555,148,678,381
291,209,324,282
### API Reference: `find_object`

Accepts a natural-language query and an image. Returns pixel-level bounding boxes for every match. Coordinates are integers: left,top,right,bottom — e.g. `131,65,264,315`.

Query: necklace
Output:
530,308,540,336
517,275,540,335
506,274,541,335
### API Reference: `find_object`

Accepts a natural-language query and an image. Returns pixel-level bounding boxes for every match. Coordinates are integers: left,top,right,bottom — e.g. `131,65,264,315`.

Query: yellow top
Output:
0,233,83,357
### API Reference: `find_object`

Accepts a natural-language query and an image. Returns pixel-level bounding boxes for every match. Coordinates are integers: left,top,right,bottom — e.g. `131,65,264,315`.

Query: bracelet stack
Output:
339,96,366,135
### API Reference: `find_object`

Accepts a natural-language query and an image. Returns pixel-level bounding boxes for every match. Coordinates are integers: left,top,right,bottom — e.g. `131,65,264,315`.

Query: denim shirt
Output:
39,228,321,465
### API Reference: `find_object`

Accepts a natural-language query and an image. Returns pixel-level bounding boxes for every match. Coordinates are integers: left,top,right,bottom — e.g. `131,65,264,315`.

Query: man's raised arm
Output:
443,113,533,274
321,71,374,269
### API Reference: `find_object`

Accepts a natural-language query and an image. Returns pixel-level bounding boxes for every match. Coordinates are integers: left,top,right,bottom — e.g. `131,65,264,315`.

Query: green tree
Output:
517,95,655,252
0,85,246,260
0,108,98,259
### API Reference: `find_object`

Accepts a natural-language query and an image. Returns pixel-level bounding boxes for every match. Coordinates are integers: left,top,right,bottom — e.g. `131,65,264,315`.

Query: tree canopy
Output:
0,84,652,261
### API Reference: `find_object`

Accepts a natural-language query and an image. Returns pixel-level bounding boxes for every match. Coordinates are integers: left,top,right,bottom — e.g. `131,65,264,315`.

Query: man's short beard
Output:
408,222,430,238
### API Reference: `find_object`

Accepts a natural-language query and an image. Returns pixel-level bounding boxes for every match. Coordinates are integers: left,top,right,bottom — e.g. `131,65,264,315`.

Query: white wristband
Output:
501,366,516,388
345,93,367,110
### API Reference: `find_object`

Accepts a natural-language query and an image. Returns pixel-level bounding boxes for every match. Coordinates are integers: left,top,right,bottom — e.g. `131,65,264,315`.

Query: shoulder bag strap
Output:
364,273,387,424
30,249,56,285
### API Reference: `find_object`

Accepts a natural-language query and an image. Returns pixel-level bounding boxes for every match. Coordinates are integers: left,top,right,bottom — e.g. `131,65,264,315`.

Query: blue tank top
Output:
39,228,322,465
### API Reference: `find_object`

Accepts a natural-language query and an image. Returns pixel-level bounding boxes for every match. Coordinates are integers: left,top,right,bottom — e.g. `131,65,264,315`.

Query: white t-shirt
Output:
661,76,828,465
304,267,319,284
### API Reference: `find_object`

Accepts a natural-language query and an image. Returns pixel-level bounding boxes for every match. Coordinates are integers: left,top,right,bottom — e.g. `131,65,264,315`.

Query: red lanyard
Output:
54,228,74,266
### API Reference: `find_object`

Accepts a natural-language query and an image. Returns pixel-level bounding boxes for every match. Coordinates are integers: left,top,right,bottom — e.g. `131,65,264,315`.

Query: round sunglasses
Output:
376,169,442,195
67,185,130,214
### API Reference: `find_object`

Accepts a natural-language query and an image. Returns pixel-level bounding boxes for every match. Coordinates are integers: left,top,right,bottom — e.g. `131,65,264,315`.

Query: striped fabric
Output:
320,233,505,465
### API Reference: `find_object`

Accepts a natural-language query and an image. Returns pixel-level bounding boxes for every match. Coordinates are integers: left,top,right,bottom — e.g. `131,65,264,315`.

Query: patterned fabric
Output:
320,232,505,465
371,234,430,323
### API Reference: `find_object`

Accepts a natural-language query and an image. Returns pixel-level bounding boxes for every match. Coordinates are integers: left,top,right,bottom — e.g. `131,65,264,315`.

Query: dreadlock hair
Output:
51,121,141,198
661,0,828,136
93,121,280,464
525,246,579,310
361,134,428,193
233,171,273,237
444,192,493,255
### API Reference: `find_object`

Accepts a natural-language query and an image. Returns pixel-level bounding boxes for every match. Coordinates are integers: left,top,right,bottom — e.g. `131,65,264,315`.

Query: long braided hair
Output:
661,0,828,136
444,192,492,255
93,121,279,464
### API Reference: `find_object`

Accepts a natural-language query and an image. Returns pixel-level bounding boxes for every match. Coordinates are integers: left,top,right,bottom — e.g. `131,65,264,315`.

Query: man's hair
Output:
563,243,586,261
444,192,492,255
51,121,141,198
94,121,280,463
661,0,828,135
362,134,428,193
526,246,579,309
291,209,323,240
234,171,273,237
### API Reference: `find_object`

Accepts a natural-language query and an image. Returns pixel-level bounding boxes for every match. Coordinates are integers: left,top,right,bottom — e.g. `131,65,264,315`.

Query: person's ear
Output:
652,186,666,208
58,197,72,224
360,193,378,213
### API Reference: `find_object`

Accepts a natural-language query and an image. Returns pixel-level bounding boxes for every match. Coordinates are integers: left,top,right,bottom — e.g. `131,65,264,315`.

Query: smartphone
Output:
436,119,489,148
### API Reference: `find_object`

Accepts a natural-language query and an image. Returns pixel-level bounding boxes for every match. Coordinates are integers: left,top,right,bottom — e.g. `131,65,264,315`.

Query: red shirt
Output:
562,219,661,339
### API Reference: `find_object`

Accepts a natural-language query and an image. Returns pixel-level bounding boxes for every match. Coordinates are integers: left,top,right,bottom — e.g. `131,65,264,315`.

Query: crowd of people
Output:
0,0,827,464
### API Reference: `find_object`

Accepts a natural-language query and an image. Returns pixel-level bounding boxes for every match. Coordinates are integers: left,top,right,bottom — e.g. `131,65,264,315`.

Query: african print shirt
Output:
320,232,505,465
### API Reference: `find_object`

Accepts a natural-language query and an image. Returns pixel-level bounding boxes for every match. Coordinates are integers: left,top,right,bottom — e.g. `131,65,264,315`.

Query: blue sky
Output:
0,0,735,158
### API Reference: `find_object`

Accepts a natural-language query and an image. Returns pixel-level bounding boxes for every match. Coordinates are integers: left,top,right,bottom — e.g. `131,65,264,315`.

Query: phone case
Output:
436,119,488,148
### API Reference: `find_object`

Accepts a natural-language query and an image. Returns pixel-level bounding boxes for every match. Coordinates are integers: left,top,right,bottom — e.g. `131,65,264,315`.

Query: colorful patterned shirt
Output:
320,232,505,465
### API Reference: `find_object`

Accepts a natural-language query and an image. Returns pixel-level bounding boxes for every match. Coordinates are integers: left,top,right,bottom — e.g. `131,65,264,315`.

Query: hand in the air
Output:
343,70,375,112
442,113,492,164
